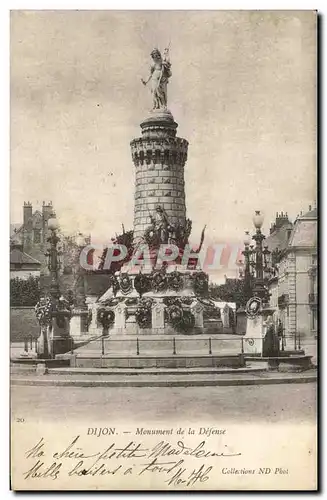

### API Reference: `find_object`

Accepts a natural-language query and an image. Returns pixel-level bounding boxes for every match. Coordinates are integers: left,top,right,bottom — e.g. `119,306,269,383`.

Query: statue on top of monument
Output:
141,47,172,111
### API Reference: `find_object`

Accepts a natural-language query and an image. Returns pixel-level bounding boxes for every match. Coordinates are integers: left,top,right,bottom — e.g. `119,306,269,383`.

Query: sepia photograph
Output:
10,9,317,490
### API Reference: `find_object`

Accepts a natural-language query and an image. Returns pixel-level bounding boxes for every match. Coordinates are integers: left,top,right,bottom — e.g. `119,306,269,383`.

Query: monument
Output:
96,46,211,335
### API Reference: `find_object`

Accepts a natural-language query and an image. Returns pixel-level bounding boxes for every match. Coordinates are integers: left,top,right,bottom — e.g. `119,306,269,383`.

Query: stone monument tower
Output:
131,111,188,242
93,46,213,336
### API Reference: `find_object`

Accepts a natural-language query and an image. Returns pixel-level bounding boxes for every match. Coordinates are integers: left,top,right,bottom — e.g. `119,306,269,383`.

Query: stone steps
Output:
10,370,317,387
46,365,266,376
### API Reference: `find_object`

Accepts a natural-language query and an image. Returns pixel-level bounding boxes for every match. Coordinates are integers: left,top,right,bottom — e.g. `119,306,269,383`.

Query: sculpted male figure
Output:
150,205,170,244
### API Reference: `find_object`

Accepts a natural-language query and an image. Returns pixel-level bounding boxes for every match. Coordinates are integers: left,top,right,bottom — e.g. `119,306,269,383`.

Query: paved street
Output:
11,383,316,424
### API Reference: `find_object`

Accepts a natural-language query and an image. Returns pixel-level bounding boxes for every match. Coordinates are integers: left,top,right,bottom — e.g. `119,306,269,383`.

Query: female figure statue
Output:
141,47,172,111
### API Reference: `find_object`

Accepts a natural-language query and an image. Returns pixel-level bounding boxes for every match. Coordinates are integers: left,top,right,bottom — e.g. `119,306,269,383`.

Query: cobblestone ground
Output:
11,383,316,424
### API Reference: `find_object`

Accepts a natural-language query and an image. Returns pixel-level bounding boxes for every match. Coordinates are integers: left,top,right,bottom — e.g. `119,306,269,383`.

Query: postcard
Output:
10,10,317,491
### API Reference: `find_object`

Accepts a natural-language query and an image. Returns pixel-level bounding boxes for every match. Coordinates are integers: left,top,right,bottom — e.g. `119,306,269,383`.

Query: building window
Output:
312,309,317,331
34,229,41,243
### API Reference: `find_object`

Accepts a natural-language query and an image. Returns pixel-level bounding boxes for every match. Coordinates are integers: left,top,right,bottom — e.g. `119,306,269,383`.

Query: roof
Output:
10,248,41,266
10,223,23,237
265,221,293,253
289,219,317,248
299,207,317,219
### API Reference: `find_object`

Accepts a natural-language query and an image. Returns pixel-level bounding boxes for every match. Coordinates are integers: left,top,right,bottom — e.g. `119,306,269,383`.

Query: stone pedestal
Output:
86,297,99,335
243,315,264,355
190,300,204,328
36,325,51,359
70,309,88,338
113,302,127,333
152,300,166,334
222,305,230,328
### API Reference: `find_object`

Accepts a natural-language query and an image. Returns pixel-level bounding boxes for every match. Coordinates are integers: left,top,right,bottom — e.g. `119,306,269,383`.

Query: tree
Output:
209,278,246,308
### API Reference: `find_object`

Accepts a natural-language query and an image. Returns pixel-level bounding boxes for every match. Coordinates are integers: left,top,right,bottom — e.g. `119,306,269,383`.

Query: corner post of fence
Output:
101,336,105,356
136,338,140,356
173,337,176,355
209,337,212,355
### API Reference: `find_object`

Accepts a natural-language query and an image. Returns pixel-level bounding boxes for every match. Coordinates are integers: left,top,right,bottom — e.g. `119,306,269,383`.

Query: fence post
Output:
24,338,28,353
241,336,244,355
298,331,301,350
294,332,297,351
101,336,105,356
29,335,33,350
136,338,140,356
173,337,176,355
34,338,37,352
70,338,74,355
208,338,212,355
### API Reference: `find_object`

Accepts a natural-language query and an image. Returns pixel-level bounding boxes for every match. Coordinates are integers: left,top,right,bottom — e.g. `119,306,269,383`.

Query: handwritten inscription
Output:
22,434,242,487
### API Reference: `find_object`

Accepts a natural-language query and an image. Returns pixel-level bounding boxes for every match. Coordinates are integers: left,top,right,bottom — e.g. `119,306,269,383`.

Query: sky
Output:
10,10,317,256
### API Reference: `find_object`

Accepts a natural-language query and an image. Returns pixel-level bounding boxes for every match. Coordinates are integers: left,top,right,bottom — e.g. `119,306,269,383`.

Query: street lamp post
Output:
242,211,274,356
70,233,89,338
242,211,273,305
46,216,61,300
74,233,87,309
242,230,252,303
252,210,267,301
45,214,71,356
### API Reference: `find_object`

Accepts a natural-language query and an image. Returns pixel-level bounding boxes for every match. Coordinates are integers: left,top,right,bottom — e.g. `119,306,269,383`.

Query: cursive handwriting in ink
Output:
68,460,123,477
149,440,242,460
166,464,213,487
138,457,185,476
25,438,45,459
23,460,62,480
53,436,99,460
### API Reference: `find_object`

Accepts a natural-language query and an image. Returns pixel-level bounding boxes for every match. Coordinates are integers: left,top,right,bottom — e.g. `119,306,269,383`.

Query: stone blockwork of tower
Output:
130,111,188,241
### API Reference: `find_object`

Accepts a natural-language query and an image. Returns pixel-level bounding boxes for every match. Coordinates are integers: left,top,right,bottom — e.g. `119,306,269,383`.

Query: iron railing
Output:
72,334,302,357
19,332,302,358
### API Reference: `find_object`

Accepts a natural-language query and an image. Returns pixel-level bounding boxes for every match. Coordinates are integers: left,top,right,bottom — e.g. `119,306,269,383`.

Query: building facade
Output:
10,201,90,276
266,206,317,339
10,245,41,280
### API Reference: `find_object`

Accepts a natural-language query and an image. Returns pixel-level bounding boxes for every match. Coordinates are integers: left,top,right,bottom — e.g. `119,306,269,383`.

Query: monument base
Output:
69,309,89,339
243,315,264,355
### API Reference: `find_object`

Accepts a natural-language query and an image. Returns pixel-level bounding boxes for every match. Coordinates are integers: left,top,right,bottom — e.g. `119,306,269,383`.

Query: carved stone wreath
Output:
119,273,133,295
151,270,168,293
165,304,183,327
167,270,183,292
135,298,153,329
97,308,115,329
245,297,262,318
192,271,209,296
134,273,151,296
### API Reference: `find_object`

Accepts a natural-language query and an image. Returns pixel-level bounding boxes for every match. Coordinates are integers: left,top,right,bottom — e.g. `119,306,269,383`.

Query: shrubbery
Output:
10,276,40,306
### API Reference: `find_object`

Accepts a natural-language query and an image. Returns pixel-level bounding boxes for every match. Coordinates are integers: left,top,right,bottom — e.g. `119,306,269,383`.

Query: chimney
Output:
275,210,290,230
42,201,54,243
23,201,33,229
42,201,53,222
